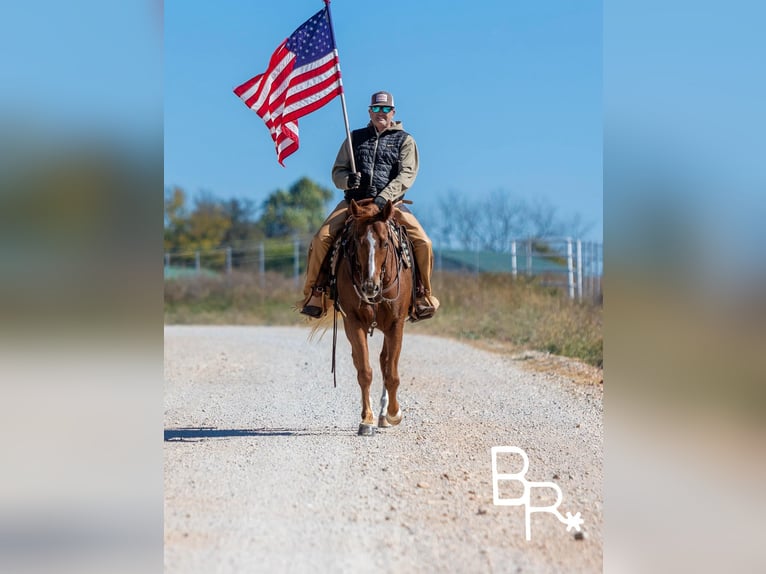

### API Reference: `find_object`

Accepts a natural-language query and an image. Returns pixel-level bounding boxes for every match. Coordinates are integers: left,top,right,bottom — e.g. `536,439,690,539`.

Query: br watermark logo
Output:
491,446,583,541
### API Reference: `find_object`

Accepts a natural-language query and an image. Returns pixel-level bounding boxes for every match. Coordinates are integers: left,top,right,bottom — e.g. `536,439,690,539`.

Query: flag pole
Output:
323,0,357,173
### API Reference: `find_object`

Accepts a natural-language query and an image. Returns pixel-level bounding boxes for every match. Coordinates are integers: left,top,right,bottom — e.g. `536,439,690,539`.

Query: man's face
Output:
368,105,395,132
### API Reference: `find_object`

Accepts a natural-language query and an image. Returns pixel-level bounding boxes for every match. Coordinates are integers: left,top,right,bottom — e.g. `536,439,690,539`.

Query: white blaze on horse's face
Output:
367,229,376,282
360,227,382,302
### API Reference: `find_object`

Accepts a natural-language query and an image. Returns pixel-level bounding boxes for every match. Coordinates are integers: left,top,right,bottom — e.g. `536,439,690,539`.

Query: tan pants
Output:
302,200,436,305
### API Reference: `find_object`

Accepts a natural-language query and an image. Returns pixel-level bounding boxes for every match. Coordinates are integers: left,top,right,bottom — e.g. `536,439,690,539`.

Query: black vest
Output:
350,126,408,197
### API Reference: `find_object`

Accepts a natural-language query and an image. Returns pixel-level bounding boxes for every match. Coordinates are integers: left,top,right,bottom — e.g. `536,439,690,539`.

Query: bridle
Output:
330,202,414,387
347,220,404,306
331,218,405,388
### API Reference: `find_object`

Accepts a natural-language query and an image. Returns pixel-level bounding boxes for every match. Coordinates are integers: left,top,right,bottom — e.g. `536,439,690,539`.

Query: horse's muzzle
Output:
360,280,381,302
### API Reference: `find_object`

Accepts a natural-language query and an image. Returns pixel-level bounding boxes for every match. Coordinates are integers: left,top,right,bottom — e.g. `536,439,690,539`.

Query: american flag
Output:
234,7,343,166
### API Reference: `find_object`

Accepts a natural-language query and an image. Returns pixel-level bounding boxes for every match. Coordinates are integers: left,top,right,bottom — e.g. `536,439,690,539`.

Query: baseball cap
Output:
369,91,395,108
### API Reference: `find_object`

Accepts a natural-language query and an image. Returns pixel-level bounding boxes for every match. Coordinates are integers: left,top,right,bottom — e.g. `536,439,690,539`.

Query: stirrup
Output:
300,288,324,318
300,305,323,318
409,300,436,322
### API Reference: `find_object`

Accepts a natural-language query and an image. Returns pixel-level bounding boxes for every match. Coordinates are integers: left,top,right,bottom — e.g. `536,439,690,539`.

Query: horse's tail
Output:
306,310,340,341
294,288,333,336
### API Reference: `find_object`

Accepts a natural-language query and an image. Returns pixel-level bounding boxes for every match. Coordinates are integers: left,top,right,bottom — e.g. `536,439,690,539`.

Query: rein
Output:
331,295,339,388
348,223,404,307
329,203,409,387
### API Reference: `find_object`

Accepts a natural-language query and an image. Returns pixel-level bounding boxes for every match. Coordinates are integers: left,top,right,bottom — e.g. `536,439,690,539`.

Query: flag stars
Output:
286,8,334,65
234,6,341,166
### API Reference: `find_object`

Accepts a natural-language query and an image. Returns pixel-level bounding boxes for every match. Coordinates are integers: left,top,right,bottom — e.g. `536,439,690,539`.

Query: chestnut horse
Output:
333,199,413,436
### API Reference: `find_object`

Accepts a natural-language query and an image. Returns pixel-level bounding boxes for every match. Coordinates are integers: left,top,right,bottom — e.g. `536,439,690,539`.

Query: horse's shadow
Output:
164,426,348,442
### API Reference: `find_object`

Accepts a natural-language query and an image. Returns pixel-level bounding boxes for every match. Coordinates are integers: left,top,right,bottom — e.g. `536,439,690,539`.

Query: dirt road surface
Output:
164,325,603,573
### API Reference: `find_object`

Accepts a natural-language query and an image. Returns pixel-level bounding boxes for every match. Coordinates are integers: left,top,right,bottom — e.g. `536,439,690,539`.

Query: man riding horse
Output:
301,90,439,320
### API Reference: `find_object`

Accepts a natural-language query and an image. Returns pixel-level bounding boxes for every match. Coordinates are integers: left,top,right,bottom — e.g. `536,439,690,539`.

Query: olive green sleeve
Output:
331,138,354,190
377,134,419,203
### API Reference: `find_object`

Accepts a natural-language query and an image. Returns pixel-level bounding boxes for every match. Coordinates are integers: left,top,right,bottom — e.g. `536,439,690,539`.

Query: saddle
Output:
316,214,423,321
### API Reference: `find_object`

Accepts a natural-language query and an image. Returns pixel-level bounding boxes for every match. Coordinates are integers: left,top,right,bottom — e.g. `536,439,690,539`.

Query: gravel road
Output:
164,325,603,573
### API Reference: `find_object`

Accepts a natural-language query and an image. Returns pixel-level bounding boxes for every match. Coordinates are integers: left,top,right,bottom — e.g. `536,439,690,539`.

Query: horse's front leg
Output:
379,324,404,427
378,338,390,427
344,320,375,435
378,385,390,428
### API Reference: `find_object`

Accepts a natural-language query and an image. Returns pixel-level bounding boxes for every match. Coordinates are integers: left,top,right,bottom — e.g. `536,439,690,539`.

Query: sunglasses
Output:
370,106,393,113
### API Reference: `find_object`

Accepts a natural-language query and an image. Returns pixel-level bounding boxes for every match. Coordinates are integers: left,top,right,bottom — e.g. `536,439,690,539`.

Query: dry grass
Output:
165,270,603,369
164,271,306,326
415,273,602,367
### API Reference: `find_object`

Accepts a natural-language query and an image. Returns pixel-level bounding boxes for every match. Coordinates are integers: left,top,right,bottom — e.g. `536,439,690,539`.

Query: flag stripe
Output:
254,52,338,120
284,79,342,123
233,8,342,165
245,52,295,113
234,40,290,102
285,55,341,100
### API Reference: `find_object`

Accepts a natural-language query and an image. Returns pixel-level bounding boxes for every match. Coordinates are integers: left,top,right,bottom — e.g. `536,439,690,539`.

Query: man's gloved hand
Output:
373,195,388,211
347,172,362,189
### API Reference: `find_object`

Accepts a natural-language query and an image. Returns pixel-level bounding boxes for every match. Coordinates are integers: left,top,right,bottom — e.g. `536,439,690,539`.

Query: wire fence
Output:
164,236,603,301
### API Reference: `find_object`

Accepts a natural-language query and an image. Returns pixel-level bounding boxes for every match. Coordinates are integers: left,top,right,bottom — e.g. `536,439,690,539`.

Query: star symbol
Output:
564,511,584,532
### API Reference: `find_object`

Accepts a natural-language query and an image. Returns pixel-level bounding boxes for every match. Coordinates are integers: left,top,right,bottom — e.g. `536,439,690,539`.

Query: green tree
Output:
164,186,189,251
222,197,263,269
223,197,262,244
164,188,230,262
185,192,230,254
259,177,333,237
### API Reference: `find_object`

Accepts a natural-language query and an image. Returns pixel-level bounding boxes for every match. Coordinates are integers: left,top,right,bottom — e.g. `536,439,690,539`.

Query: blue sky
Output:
1,1,161,144
165,1,602,240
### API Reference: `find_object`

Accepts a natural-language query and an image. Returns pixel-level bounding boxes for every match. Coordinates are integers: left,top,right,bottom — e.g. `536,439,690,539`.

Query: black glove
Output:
346,172,362,189
373,195,388,211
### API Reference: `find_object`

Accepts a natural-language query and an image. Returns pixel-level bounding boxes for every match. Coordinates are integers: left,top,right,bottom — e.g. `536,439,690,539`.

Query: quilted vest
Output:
351,126,409,196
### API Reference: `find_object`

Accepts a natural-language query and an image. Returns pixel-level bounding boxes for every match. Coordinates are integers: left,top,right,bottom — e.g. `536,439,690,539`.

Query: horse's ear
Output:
349,199,360,217
382,200,394,221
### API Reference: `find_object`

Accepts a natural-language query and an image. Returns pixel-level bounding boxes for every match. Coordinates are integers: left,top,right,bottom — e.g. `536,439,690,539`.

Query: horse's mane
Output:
349,199,393,228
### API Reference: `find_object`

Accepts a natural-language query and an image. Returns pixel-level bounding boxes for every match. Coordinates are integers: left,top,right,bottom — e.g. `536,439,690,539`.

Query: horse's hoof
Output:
385,409,403,426
378,415,392,428
358,423,376,436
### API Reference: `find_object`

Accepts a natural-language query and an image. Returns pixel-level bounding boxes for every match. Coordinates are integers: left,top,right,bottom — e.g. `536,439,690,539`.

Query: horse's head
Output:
349,199,395,304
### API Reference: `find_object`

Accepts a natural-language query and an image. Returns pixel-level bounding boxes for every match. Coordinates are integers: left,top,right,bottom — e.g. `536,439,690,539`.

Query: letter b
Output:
491,446,530,507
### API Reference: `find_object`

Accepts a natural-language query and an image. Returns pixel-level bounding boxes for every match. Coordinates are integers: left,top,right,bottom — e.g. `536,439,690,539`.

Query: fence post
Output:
576,240,583,301
225,246,232,275
259,241,265,289
566,239,574,299
511,240,517,277
195,251,200,273
526,238,532,276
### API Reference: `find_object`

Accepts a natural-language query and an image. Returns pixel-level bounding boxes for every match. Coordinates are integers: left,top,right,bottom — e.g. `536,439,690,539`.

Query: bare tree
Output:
562,212,595,240
480,190,530,251
431,189,595,251
438,190,482,251
526,197,563,238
